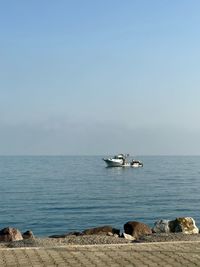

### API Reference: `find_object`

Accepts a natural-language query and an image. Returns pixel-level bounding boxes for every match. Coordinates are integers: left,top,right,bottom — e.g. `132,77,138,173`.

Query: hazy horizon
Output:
1,1,200,155
0,154,200,157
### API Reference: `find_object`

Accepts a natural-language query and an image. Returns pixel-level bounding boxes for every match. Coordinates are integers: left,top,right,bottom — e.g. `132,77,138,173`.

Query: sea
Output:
0,156,200,236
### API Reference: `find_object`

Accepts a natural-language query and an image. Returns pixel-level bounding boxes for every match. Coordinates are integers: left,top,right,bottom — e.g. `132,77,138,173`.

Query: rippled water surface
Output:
0,156,200,236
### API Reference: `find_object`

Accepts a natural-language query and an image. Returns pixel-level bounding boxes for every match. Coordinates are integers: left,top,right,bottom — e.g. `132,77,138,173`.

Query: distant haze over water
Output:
0,156,200,236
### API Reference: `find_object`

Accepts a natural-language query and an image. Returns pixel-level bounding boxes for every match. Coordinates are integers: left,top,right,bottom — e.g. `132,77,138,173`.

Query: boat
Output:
130,159,143,168
103,154,143,168
103,154,128,167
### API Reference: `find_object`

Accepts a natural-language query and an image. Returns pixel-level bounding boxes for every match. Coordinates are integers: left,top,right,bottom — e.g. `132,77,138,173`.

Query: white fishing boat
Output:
103,154,127,167
103,154,143,168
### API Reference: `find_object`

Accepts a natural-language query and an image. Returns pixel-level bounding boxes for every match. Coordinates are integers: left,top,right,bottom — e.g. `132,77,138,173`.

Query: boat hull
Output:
103,158,123,167
103,160,143,168
131,163,142,168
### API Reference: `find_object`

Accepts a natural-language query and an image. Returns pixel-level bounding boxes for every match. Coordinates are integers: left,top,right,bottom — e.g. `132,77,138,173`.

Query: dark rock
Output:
49,231,82,238
82,226,120,236
124,221,152,239
49,234,68,238
22,230,34,240
67,231,83,236
0,227,23,242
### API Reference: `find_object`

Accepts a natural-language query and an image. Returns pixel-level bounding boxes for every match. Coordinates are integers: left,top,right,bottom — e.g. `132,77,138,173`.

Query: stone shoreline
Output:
1,233,200,249
1,217,200,248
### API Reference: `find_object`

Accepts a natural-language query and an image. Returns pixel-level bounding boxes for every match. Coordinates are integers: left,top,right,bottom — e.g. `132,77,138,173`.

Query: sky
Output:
0,0,200,155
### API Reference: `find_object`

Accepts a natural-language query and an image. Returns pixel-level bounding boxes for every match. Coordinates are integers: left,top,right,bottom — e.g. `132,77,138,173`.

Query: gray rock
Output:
152,220,170,233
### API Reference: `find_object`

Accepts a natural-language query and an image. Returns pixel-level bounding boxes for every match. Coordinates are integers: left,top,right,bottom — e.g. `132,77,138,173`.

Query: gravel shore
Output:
0,235,131,248
138,233,200,243
1,233,200,248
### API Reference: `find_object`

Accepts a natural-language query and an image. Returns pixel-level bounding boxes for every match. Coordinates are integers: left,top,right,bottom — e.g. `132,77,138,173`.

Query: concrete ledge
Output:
0,241,200,266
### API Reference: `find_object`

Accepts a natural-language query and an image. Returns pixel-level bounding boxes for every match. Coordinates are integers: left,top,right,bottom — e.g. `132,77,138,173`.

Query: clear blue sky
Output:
0,0,200,155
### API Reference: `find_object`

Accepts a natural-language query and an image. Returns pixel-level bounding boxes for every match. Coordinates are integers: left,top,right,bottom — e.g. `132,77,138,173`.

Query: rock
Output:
169,217,199,234
121,233,136,241
152,217,199,234
82,226,120,236
152,220,170,233
49,234,68,238
114,234,119,238
107,232,114,236
0,227,23,242
124,221,152,239
49,231,82,238
22,230,34,240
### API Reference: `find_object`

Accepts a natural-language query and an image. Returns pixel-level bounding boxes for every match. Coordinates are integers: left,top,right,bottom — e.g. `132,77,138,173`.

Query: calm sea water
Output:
0,156,200,236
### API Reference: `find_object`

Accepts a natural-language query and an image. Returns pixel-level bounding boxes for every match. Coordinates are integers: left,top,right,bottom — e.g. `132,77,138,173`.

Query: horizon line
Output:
0,154,200,157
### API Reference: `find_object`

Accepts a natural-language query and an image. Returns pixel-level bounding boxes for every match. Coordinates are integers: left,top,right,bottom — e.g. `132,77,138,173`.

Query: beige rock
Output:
169,217,199,234
113,234,119,238
0,227,23,242
107,232,113,236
